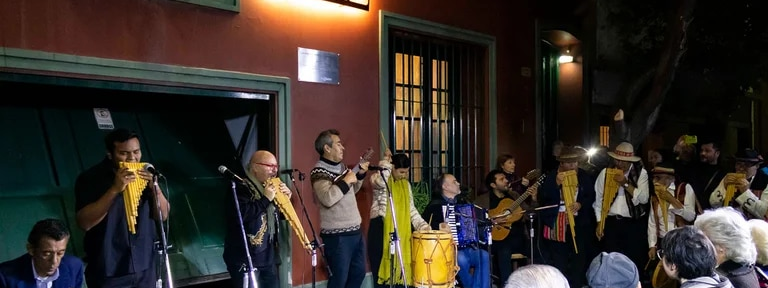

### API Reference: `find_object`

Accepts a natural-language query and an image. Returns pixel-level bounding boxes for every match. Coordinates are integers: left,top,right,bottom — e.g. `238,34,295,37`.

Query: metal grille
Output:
389,29,486,196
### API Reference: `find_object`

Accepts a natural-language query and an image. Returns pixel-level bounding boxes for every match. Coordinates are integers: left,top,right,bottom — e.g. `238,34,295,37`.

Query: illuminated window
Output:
599,126,610,147
390,31,485,189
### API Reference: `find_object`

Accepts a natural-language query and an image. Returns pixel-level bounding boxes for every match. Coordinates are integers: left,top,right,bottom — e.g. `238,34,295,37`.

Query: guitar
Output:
489,170,546,241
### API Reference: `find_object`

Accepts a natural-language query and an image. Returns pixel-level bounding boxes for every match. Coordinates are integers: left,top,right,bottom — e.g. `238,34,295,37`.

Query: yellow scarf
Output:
378,177,413,286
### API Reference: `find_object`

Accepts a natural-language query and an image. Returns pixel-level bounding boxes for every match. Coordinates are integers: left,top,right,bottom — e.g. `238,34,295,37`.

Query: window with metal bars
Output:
388,30,486,196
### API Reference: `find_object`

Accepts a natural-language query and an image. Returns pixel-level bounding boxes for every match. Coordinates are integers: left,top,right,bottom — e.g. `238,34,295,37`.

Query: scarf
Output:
378,177,413,286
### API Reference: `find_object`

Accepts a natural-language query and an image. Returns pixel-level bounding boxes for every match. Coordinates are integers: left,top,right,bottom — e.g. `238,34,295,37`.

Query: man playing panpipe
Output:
538,146,596,288
593,142,650,277
223,150,292,288
74,128,169,288
711,149,768,219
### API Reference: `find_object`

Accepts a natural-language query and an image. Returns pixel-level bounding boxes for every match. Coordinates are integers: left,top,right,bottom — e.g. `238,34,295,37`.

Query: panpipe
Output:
265,177,313,252
724,173,746,206
561,170,579,254
599,168,623,235
119,162,149,234
654,183,671,231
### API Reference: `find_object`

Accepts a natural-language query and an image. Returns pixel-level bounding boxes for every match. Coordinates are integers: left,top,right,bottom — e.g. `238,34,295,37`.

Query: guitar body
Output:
489,198,525,241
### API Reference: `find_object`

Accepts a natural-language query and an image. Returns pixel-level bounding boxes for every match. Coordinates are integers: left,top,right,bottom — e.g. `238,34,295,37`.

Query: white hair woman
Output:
748,219,768,281
694,207,759,288
505,264,570,288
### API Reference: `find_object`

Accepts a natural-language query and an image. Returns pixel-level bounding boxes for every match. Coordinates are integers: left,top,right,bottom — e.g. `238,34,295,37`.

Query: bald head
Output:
249,150,278,182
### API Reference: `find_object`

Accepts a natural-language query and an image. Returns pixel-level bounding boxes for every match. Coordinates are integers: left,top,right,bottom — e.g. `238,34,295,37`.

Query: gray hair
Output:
694,207,757,264
505,264,570,288
749,219,768,265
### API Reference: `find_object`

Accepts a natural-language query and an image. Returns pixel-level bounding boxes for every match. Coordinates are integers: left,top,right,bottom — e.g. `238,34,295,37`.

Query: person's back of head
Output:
587,252,641,288
660,226,718,280
749,219,768,266
505,264,570,288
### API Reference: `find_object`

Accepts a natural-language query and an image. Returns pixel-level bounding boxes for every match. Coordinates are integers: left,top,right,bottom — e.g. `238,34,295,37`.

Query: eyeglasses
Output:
252,162,279,170
656,248,665,260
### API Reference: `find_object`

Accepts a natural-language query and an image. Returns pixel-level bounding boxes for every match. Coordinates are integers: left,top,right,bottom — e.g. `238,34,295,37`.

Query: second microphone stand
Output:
150,174,174,288
286,171,332,288
230,180,259,288
378,169,407,288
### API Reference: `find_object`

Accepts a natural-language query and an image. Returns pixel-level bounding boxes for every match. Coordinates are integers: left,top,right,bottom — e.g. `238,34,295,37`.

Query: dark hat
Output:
557,146,585,163
734,148,763,164
652,161,675,175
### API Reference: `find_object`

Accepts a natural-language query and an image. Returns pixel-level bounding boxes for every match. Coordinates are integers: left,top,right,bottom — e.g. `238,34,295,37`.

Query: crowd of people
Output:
1,125,767,288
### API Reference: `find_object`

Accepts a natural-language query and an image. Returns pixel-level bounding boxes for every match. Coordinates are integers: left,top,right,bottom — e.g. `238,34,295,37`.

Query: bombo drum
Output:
412,230,457,288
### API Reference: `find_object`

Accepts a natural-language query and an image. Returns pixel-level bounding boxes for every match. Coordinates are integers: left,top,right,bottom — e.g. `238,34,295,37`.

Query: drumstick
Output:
379,131,388,150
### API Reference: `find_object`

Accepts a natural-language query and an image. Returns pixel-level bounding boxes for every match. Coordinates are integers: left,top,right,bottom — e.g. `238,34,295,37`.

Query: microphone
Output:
280,169,299,174
218,165,246,183
368,165,389,171
143,163,163,177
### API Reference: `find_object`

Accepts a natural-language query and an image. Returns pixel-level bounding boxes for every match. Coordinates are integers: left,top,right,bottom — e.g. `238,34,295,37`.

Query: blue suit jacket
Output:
0,254,84,288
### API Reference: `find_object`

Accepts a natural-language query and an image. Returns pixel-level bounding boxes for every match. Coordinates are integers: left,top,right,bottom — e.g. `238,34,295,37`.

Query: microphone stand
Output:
379,169,407,288
151,174,174,288
230,180,259,288
526,204,559,264
286,171,331,288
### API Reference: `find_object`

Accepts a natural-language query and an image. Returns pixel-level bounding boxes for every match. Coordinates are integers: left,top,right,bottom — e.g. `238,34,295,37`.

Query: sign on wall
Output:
298,47,340,85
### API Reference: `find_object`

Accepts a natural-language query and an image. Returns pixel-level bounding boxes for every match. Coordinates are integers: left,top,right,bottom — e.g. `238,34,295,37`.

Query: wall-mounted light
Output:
322,0,369,10
558,48,574,63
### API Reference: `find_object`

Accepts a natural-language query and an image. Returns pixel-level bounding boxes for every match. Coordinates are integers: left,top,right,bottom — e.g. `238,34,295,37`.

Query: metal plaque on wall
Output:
298,47,340,85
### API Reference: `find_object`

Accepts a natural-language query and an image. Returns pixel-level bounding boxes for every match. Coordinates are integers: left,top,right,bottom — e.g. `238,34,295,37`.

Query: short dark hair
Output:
314,129,340,156
660,226,717,280
104,128,139,153
496,154,515,170
391,153,411,169
27,218,70,248
485,169,505,191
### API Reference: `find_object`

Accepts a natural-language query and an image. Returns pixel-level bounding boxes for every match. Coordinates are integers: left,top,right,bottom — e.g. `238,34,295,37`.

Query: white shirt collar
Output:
31,257,59,288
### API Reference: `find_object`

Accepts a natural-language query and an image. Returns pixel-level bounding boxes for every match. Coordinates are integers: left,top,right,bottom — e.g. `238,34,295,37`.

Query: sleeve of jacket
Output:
632,169,650,205
538,171,561,220
422,203,444,230
709,179,726,208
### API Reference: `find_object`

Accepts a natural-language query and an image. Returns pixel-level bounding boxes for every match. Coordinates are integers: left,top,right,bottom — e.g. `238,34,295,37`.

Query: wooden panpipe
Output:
119,162,149,234
265,177,313,252
724,173,746,206
561,170,579,254
598,168,623,235
654,183,671,231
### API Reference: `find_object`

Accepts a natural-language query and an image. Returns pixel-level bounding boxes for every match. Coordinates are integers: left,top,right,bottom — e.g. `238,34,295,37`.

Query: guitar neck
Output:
508,183,538,210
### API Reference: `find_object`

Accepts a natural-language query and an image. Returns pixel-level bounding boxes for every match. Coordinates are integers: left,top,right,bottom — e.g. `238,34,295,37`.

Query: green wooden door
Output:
0,81,275,286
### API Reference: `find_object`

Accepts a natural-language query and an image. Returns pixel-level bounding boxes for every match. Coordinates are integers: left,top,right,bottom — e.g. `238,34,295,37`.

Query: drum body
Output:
412,230,457,288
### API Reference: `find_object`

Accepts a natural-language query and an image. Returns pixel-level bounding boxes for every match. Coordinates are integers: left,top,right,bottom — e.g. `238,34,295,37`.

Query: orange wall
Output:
1,0,536,284
558,62,583,146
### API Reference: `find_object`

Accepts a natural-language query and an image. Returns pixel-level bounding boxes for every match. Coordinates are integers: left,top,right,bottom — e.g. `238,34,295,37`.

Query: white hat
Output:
607,142,641,162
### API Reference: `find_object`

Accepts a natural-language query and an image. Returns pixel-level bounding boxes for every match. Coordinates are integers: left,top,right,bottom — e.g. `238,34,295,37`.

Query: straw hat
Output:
652,161,675,175
607,142,641,162
557,146,585,163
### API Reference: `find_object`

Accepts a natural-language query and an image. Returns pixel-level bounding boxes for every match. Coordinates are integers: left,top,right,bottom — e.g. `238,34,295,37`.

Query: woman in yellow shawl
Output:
367,151,430,288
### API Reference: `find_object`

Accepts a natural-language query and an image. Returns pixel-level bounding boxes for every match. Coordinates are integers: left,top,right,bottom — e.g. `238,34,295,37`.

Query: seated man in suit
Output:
0,218,84,288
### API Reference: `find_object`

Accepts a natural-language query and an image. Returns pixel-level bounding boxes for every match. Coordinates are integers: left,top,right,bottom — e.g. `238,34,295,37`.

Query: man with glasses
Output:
711,149,767,219
223,150,292,288
647,161,697,265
